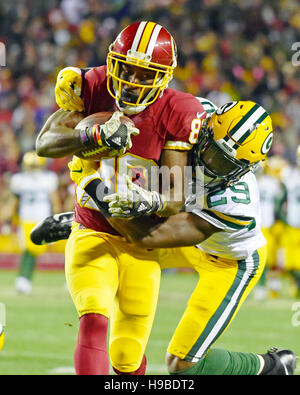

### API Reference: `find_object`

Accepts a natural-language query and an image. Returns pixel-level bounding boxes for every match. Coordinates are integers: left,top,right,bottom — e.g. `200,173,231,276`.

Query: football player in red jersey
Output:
36,21,208,375
33,100,297,375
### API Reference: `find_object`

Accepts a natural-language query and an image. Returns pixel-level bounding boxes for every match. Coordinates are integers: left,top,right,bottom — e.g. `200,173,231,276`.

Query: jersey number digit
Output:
207,182,251,207
189,119,202,144
230,182,250,204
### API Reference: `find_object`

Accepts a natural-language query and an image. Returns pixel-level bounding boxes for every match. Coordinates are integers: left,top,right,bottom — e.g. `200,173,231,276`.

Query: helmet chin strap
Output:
115,99,146,115
113,79,167,115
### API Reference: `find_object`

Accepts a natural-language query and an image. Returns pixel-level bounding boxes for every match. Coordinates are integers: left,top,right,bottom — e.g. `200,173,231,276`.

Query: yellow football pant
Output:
18,221,48,256
65,223,161,373
261,221,284,268
159,245,266,361
281,226,300,271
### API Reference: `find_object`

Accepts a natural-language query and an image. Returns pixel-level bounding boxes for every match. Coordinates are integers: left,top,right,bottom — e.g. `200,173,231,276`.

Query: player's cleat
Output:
30,212,74,245
264,347,297,375
15,276,33,295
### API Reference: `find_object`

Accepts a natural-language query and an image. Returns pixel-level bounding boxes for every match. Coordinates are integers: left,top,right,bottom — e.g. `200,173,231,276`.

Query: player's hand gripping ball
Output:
104,175,164,218
76,111,139,160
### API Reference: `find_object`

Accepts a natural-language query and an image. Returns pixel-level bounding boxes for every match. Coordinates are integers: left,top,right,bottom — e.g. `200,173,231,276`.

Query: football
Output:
75,112,135,160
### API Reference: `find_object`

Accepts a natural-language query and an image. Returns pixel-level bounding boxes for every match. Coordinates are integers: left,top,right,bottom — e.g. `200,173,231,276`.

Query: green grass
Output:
0,269,299,375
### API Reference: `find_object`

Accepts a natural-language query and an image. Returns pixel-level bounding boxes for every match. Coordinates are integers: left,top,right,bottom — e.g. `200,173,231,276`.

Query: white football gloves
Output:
104,175,165,218
101,111,140,156
79,111,140,156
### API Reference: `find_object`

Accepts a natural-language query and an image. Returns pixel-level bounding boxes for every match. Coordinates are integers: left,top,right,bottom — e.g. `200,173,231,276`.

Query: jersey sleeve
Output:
193,207,257,233
81,66,108,114
187,173,259,233
163,95,217,151
196,97,217,117
162,95,205,151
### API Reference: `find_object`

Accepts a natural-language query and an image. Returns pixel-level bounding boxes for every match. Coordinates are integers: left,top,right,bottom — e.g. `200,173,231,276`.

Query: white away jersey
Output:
282,166,300,228
186,172,266,259
196,97,218,117
257,174,282,228
10,170,58,222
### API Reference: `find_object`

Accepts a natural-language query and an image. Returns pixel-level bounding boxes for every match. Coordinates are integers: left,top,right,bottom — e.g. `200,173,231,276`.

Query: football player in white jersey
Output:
32,101,296,374
10,151,59,294
101,100,296,375
255,157,288,299
280,146,300,297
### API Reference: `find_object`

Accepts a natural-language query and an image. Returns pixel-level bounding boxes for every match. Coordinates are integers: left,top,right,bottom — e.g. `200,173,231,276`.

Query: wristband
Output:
79,129,90,147
79,125,103,148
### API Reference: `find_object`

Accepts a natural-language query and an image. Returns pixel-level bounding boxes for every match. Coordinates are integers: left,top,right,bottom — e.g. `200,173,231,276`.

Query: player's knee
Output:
75,291,109,317
119,285,157,316
110,337,143,373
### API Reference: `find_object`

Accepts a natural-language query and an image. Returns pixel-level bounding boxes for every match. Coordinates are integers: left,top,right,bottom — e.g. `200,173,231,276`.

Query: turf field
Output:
0,269,299,375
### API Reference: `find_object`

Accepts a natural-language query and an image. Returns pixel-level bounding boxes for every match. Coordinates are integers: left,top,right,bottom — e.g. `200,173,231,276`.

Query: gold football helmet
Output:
22,151,46,171
106,21,177,112
264,155,288,179
193,101,273,192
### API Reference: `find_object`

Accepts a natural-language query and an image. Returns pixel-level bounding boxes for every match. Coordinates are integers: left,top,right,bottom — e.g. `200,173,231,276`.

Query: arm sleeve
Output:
186,174,258,233
81,66,109,115
192,207,256,233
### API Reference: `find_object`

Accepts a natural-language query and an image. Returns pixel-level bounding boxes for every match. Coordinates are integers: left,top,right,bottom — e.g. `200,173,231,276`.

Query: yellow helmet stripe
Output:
145,23,162,57
137,21,157,54
131,21,148,51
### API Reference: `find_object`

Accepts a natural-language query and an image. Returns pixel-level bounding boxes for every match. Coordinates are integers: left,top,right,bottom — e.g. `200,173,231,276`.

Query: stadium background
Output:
0,0,300,375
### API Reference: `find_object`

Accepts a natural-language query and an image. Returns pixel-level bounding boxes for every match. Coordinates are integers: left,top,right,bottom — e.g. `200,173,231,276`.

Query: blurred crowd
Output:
0,0,300,223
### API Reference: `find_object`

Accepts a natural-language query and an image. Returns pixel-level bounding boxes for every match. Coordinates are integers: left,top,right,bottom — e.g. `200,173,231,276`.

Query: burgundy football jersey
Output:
74,65,207,234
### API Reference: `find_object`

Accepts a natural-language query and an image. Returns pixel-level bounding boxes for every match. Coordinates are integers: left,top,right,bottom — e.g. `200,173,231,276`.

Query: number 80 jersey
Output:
74,64,212,234
187,171,266,260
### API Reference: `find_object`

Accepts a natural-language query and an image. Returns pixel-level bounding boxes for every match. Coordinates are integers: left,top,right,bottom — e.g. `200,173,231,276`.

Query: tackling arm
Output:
158,149,188,216
109,211,220,248
83,181,219,248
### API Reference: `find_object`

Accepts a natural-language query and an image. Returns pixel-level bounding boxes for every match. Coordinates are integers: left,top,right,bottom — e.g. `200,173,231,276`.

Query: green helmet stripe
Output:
236,111,269,145
227,103,260,138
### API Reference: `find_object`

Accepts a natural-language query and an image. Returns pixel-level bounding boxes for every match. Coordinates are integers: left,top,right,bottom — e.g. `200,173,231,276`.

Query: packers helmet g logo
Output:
261,132,273,155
